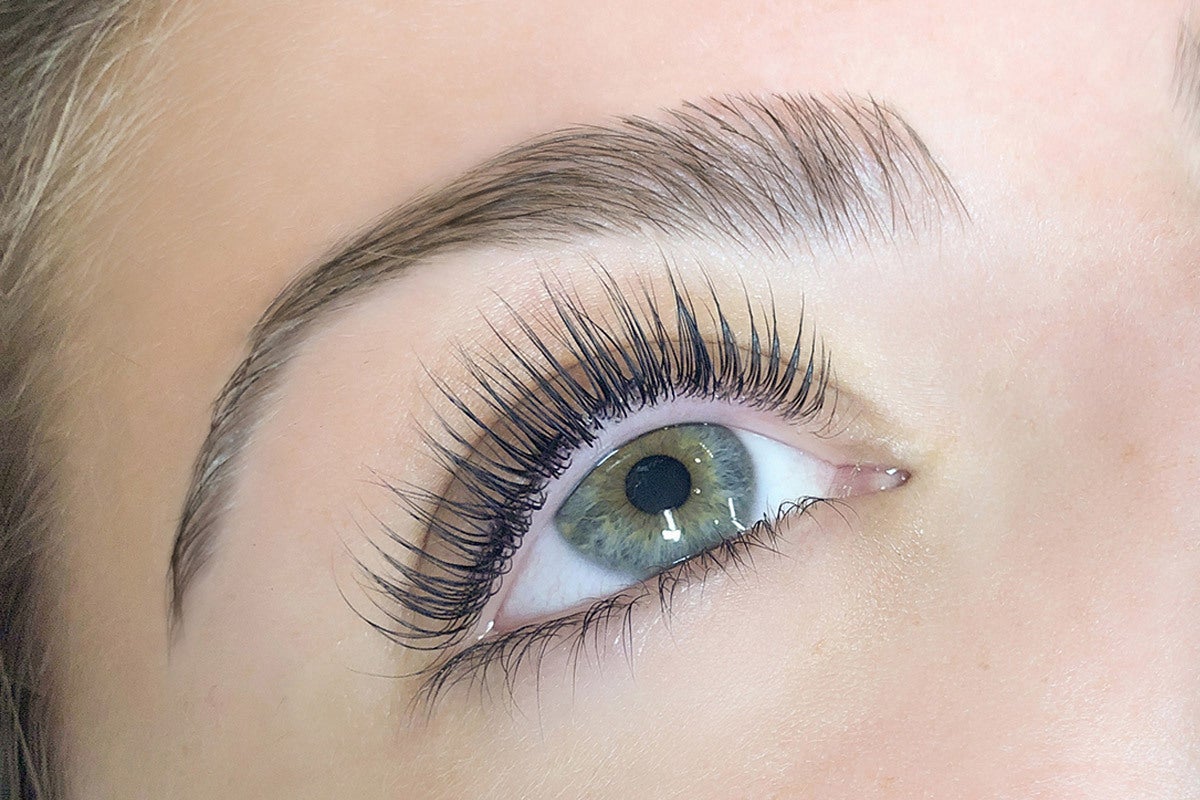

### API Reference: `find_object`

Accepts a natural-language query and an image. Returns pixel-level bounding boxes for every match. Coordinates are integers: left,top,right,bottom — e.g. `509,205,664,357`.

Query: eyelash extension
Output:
357,267,836,702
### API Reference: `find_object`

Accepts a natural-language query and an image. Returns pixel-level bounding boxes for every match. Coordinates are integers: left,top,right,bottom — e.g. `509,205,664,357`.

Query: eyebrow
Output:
167,93,964,627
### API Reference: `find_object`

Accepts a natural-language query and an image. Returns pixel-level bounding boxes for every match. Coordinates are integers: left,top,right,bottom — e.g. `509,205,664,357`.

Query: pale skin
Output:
50,0,1199,797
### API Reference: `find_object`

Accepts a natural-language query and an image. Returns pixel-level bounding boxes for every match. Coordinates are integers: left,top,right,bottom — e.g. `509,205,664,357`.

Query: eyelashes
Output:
355,267,838,704
417,496,825,703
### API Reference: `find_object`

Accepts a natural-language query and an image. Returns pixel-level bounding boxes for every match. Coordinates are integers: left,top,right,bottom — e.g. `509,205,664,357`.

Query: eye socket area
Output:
478,402,905,633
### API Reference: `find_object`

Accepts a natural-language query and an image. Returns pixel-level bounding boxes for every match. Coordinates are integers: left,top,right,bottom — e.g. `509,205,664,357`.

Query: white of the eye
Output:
490,427,835,629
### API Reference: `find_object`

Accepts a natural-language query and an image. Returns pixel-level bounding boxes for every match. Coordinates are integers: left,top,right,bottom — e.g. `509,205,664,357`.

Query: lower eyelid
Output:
416,494,840,710
414,589,649,709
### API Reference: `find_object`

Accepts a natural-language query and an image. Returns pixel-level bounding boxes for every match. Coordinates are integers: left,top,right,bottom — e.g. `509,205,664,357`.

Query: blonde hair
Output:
1,2,140,796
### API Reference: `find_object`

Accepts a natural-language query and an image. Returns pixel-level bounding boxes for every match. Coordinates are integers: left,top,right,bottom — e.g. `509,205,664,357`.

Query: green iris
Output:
555,423,756,577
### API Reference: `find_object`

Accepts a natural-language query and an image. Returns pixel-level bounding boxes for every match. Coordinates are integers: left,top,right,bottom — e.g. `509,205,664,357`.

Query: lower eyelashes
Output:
358,267,906,709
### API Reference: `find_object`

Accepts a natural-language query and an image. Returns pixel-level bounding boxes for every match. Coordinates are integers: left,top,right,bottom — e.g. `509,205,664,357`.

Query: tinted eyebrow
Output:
167,93,964,627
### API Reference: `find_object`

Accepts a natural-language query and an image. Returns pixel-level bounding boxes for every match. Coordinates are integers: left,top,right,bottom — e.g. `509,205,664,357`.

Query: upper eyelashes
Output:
355,266,845,700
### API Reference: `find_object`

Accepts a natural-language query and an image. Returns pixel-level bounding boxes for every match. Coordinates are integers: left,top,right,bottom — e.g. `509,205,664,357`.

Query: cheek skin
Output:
881,255,1200,793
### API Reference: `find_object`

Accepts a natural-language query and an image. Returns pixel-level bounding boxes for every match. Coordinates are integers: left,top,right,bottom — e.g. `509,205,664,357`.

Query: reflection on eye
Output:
360,268,908,707
563,424,758,575
495,423,836,626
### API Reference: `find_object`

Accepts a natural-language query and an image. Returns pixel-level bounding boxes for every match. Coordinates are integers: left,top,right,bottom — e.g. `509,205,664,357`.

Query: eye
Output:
362,269,909,706
491,421,841,627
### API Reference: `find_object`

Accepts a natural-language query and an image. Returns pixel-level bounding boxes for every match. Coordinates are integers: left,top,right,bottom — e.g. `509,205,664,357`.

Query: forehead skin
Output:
53,0,1198,797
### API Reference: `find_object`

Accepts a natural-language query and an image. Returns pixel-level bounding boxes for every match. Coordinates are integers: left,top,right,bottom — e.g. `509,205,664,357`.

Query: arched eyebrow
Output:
166,93,964,630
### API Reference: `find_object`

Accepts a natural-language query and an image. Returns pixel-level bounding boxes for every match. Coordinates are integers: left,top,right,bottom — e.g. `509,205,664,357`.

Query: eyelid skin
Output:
353,266,911,711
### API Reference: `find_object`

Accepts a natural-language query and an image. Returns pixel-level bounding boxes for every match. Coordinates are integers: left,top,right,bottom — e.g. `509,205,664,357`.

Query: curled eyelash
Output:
355,267,836,698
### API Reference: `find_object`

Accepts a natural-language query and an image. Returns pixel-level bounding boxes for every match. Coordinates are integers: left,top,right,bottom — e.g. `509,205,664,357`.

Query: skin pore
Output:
47,0,1199,797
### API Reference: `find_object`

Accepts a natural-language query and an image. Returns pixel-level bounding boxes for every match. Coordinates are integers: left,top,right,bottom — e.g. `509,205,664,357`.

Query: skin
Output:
49,0,1199,797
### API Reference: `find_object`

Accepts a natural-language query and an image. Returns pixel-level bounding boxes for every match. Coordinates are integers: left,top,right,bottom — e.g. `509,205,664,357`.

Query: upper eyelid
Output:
167,93,964,634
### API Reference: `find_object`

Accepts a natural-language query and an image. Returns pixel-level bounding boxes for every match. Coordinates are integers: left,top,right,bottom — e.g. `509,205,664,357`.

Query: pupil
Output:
624,454,693,514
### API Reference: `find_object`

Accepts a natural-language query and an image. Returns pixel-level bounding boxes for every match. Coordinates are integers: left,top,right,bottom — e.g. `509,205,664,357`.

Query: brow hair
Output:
1177,16,1200,129
168,93,965,625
